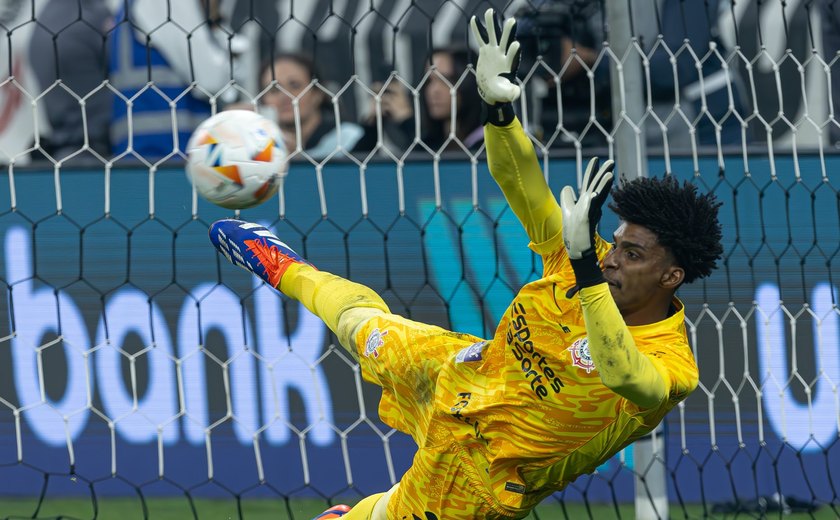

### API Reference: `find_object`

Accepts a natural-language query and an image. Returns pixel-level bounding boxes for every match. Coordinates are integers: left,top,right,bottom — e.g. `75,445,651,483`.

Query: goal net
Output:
0,0,837,518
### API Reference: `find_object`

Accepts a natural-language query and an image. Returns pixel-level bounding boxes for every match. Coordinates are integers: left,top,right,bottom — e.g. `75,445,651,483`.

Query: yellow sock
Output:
279,264,390,352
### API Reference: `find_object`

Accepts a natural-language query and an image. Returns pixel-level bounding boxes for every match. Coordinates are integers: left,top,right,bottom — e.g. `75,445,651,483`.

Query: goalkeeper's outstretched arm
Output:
471,9,563,245
578,284,668,408
484,120,563,245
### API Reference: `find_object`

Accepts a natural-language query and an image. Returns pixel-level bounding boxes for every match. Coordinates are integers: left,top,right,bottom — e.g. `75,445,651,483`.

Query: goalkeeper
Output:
209,8,723,519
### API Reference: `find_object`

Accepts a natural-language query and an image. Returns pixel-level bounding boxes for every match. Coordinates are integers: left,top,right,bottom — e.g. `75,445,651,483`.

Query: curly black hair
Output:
608,176,723,284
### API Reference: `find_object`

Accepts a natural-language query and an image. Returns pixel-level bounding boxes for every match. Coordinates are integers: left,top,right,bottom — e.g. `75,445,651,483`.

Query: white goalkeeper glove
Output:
470,8,521,125
560,158,615,287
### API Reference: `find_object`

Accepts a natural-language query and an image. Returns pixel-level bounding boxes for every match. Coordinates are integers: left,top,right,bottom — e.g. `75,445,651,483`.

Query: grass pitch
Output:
0,497,836,519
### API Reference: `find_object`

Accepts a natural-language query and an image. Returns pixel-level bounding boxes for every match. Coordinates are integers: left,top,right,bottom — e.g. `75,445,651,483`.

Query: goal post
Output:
0,1,838,519
604,1,664,518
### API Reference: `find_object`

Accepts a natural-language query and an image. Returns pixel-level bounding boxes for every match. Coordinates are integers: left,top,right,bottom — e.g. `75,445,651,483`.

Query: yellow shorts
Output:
353,314,526,519
354,313,481,442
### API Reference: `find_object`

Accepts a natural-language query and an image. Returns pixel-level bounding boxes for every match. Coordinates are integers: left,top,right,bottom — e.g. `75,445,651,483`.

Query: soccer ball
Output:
186,110,288,209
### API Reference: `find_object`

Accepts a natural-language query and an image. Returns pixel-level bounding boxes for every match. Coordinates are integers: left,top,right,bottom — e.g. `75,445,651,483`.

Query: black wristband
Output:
569,249,604,289
482,101,515,126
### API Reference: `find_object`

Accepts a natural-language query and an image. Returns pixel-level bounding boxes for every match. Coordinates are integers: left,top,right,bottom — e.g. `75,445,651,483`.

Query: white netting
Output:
0,0,838,518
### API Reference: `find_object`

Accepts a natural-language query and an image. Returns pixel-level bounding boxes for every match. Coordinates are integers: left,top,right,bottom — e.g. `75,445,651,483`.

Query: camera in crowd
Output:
514,0,610,145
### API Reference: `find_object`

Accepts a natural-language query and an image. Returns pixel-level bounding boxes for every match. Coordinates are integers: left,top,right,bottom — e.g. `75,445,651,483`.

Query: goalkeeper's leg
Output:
209,219,389,354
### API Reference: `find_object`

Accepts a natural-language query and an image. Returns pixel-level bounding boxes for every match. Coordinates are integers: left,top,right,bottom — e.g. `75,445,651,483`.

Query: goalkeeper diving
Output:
208,8,723,519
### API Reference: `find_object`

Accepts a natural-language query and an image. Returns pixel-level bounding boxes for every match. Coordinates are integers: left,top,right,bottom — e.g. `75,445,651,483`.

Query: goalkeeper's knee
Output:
336,307,386,356
279,268,390,355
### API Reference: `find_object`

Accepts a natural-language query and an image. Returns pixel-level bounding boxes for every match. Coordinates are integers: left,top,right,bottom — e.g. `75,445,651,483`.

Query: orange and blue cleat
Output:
312,504,352,519
209,219,312,287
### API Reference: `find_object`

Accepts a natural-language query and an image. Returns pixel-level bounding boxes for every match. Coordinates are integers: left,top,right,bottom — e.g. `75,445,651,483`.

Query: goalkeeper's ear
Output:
659,265,685,290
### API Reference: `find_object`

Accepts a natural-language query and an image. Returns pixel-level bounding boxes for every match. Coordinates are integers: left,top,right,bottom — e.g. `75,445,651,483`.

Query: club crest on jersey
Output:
455,341,487,363
567,338,596,373
364,328,388,358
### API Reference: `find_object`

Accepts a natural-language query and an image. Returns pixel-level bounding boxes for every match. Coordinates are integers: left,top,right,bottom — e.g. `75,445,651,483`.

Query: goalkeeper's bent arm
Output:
560,155,668,409
484,119,564,245
579,284,669,409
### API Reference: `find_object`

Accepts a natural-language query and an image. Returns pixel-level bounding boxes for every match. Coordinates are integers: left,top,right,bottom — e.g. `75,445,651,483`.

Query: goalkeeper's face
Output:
601,222,684,318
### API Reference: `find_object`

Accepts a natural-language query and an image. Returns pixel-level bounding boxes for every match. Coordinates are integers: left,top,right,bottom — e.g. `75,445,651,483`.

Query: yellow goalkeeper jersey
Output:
357,240,698,518
354,120,699,519
358,235,699,519
435,233,698,514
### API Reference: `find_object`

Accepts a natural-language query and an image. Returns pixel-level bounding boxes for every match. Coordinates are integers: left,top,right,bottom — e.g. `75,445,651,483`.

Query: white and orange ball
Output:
186,110,287,209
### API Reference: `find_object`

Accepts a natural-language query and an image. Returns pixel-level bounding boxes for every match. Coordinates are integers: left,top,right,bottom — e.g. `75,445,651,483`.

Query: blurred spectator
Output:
644,0,747,147
28,0,113,162
1,0,63,164
821,0,840,148
258,52,363,160
109,0,243,160
516,1,611,147
354,69,416,157
420,46,484,152
517,0,747,149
